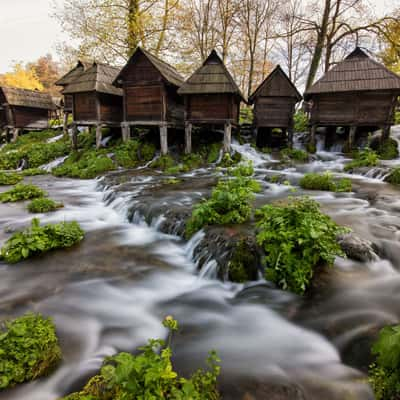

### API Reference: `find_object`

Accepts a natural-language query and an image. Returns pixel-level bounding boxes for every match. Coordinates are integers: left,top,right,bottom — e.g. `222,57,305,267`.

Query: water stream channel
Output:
2,128,400,399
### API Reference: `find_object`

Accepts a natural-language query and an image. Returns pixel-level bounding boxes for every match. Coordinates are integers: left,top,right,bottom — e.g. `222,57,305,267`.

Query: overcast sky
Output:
0,0,397,73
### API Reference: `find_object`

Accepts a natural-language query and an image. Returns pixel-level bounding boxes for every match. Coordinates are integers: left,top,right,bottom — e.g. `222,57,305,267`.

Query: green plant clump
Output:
207,143,222,164
280,148,309,162
218,152,242,167
0,218,84,263
186,163,260,237
20,168,49,176
369,324,400,400
27,198,64,213
376,138,399,160
0,313,61,390
0,183,46,203
385,167,400,185
60,317,220,400
344,148,379,171
255,197,349,294
293,110,309,132
150,155,176,170
299,172,352,192
0,172,22,185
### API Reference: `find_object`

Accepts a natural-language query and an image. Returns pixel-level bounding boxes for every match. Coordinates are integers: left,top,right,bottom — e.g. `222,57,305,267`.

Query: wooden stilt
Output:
381,125,391,141
122,124,130,142
63,112,69,137
12,128,20,143
185,122,192,154
348,126,357,150
309,125,317,152
96,124,103,149
223,122,232,153
71,124,78,150
160,125,168,155
287,127,293,149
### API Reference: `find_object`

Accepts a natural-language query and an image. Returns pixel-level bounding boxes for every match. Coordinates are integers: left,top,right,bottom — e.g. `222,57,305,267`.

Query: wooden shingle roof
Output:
0,86,56,110
178,50,245,101
249,65,302,103
113,47,184,88
62,62,123,96
55,61,90,87
305,47,400,98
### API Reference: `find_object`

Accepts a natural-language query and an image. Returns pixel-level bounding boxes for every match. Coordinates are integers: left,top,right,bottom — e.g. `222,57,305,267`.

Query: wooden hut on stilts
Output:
304,47,400,150
113,47,184,155
0,87,56,142
249,65,302,149
61,62,123,149
178,50,245,154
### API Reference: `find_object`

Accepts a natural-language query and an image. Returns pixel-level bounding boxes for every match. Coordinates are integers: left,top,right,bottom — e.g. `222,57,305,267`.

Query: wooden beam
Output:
122,123,130,142
310,124,317,152
71,124,78,150
96,124,103,149
185,122,192,154
63,112,69,137
12,128,20,143
348,126,357,150
160,125,168,155
223,122,232,153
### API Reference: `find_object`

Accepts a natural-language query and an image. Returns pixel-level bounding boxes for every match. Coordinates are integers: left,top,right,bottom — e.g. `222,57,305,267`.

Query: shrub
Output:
0,218,84,263
150,155,176,170
376,138,399,160
369,324,400,400
113,140,141,168
385,167,400,185
344,148,379,171
0,172,22,185
60,317,220,400
293,110,309,132
19,168,48,176
186,163,260,237
218,152,242,167
0,183,46,203
0,313,61,390
27,198,64,213
300,172,352,192
255,197,349,294
280,148,309,162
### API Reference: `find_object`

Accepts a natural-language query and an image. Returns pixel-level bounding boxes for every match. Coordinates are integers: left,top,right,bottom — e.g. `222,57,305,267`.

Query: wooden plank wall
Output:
64,95,74,112
125,85,163,121
254,97,295,128
99,93,123,122
187,94,236,123
13,107,49,129
74,92,97,121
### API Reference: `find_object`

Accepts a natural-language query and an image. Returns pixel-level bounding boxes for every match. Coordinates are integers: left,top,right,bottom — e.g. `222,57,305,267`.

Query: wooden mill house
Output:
304,47,400,149
249,65,302,148
0,87,56,141
62,62,123,148
178,50,245,153
55,61,89,134
113,47,185,155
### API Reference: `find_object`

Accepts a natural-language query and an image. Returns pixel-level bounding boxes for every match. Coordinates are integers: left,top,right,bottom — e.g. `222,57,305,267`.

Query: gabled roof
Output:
113,47,184,88
55,61,90,86
62,62,123,96
305,47,400,98
0,86,56,110
178,50,245,101
249,65,302,104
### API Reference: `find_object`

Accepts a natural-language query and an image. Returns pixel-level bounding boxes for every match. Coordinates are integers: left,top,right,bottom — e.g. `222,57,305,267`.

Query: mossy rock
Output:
228,237,259,283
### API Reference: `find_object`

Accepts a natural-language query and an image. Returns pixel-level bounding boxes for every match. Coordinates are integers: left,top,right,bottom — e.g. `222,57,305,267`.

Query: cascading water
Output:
1,129,400,399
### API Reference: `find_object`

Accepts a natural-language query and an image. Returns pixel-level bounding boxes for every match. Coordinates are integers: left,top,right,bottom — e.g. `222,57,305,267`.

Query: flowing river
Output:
1,128,400,399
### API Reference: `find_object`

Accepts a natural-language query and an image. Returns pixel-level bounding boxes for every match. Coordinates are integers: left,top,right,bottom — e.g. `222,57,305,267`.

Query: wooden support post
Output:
381,125,391,141
12,128,20,143
185,122,192,154
160,125,168,155
71,124,78,150
348,126,357,150
223,122,232,153
96,124,103,149
309,125,317,152
122,124,130,142
287,127,293,149
63,112,69,137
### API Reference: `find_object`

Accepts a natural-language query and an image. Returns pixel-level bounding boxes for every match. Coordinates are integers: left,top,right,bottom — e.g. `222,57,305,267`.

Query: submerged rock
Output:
337,232,378,262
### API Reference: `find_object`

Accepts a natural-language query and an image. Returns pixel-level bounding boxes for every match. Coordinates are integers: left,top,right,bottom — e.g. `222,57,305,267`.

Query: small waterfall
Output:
40,155,69,172
231,140,272,166
198,259,218,279
47,134,64,143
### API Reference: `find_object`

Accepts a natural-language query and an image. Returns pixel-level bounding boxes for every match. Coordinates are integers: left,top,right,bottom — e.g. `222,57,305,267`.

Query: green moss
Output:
0,172,22,185
385,167,400,185
344,148,379,171
19,168,48,176
0,313,61,390
293,110,309,132
27,198,64,213
228,239,258,283
0,218,84,263
113,140,141,168
280,148,309,162
300,172,352,192
0,183,46,203
376,138,399,160
218,152,242,167
181,153,203,171
207,143,222,163
165,178,181,185
149,155,176,170
239,106,253,125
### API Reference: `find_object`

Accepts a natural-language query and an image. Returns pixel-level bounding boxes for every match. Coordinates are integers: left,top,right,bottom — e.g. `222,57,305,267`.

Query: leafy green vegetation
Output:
395,111,400,125
0,313,61,390
228,239,258,283
150,155,176,170
0,183,46,203
293,110,309,132
239,106,253,125
186,163,260,237
369,324,400,400
19,168,48,176
299,172,352,192
114,140,156,168
385,167,400,185
0,218,84,263
0,130,59,152
255,197,348,294
0,172,22,185
218,152,242,168
27,198,64,213
344,148,379,171
280,148,309,162
207,143,222,164
376,138,399,160
60,317,220,400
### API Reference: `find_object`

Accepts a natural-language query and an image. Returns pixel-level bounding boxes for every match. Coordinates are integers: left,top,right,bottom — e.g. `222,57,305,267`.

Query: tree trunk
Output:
127,0,140,57
155,0,170,55
305,0,331,90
